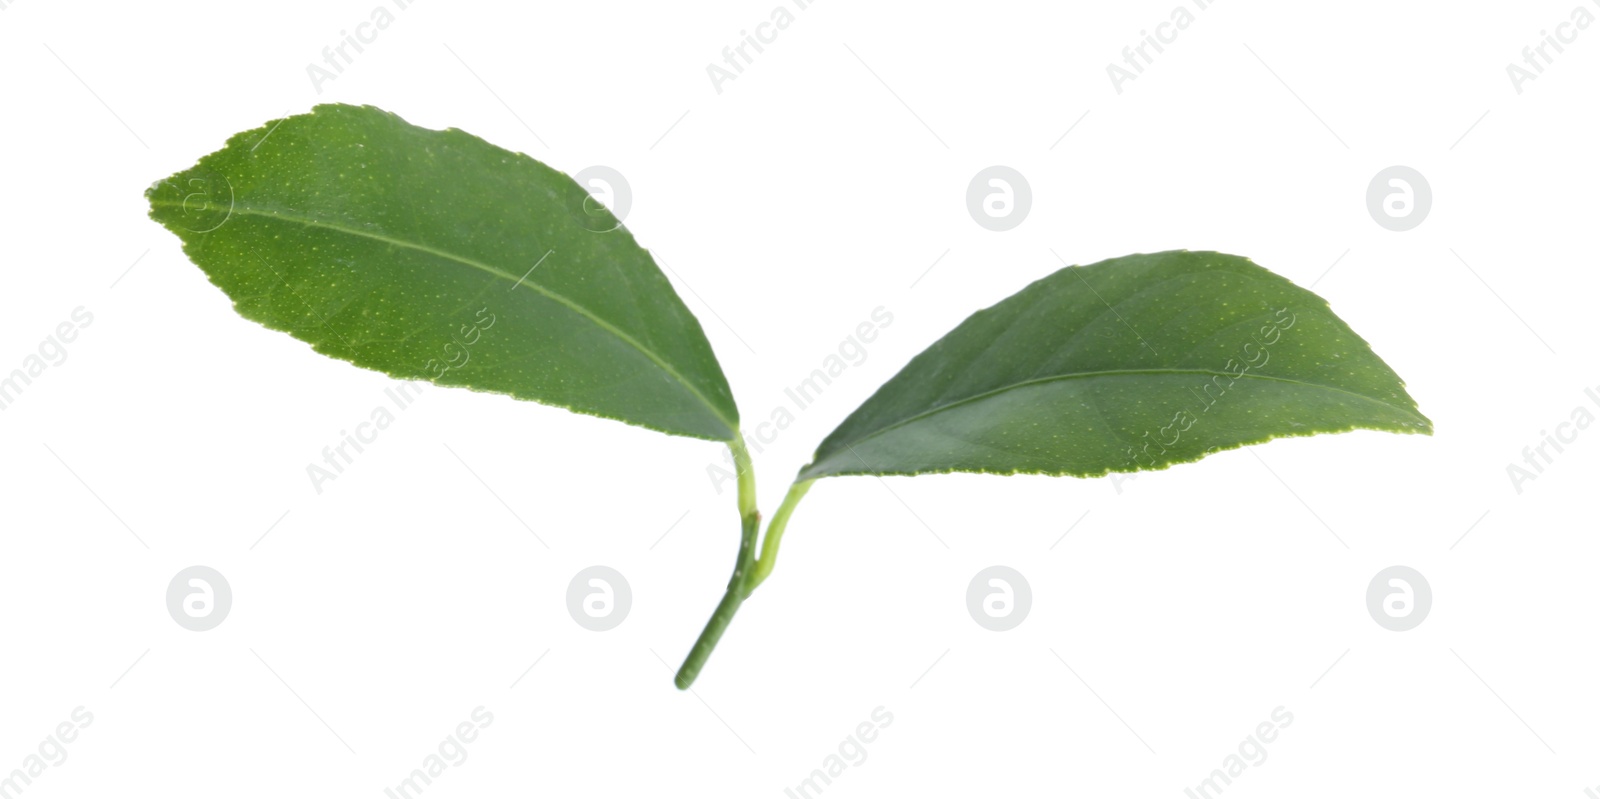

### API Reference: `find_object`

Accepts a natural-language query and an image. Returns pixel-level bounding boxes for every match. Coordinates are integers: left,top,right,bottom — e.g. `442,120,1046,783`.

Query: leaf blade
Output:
147,104,739,441
800,251,1429,480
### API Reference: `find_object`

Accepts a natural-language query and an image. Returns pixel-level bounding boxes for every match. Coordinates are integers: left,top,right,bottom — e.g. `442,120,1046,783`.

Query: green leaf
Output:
147,104,739,441
799,251,1430,480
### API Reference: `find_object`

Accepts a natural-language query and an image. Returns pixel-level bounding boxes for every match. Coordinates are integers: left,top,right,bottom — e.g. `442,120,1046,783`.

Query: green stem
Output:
674,438,759,689
673,511,759,689
746,478,814,594
674,442,820,689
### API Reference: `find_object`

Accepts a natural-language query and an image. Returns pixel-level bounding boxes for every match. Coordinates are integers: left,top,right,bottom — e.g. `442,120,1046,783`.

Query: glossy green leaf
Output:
147,104,739,441
800,251,1430,480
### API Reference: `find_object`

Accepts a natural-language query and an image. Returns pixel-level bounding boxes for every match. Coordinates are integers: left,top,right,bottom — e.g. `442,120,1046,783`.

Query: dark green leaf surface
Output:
148,104,739,441
800,251,1429,480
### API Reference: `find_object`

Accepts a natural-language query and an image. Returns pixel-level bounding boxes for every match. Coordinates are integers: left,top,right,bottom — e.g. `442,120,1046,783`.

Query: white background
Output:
1,1,1596,796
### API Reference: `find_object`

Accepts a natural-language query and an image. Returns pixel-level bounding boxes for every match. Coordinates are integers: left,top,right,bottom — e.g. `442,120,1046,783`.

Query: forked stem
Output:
674,439,815,689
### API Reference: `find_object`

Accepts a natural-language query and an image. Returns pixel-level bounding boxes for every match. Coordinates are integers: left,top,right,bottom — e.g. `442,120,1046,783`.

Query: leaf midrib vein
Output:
154,201,738,436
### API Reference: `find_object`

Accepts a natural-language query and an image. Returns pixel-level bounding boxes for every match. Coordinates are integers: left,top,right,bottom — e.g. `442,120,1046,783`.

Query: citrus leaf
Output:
147,104,739,441
799,251,1429,480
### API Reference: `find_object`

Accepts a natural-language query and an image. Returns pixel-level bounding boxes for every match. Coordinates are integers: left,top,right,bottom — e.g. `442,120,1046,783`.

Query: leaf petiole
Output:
731,436,757,519
746,478,814,595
